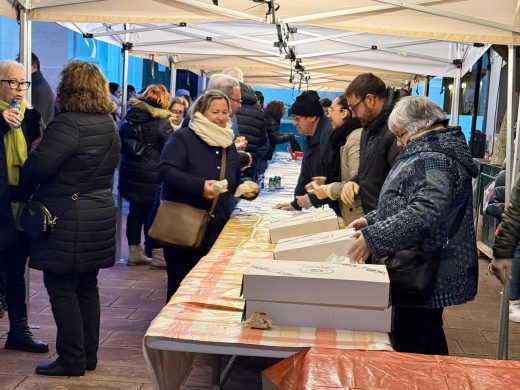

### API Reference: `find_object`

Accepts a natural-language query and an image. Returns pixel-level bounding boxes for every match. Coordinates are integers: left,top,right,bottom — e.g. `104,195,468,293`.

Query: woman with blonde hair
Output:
0,59,47,354
168,96,189,131
156,90,258,300
20,61,120,376
119,84,172,268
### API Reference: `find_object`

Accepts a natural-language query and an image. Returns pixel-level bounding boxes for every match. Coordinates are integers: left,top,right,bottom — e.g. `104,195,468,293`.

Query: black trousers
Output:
126,202,152,247
163,245,209,302
0,233,30,326
392,306,449,355
43,269,100,368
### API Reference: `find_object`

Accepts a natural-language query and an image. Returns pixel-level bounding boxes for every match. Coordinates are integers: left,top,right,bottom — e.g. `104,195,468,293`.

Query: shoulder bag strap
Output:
447,196,469,240
208,148,227,214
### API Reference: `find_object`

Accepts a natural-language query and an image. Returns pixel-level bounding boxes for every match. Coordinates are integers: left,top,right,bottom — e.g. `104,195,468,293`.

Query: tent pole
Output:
201,69,207,91
115,24,130,264
450,64,462,126
469,56,483,155
497,45,517,360
423,76,430,97
169,56,177,97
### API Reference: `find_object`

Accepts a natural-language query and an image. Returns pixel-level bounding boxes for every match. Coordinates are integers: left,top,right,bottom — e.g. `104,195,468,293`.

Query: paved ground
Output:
0,253,518,389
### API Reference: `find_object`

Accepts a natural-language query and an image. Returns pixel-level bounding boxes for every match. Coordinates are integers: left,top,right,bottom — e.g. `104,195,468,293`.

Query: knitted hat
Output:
290,90,323,117
175,88,191,97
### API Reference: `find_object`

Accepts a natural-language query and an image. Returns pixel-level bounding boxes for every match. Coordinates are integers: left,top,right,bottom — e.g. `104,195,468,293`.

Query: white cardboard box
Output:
269,209,339,243
273,229,355,261
244,300,392,332
242,259,390,309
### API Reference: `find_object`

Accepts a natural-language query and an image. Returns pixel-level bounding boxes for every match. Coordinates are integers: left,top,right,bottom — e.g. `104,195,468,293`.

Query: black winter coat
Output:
263,113,294,161
31,70,55,125
0,107,42,251
119,98,172,205
158,126,242,250
20,112,120,274
290,115,333,210
236,83,267,157
354,87,407,213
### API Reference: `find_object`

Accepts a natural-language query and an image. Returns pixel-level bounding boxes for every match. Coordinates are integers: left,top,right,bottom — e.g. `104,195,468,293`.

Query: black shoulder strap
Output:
448,196,469,240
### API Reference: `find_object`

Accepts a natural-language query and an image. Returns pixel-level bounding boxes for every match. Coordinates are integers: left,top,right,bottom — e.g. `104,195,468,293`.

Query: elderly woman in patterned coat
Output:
347,96,478,355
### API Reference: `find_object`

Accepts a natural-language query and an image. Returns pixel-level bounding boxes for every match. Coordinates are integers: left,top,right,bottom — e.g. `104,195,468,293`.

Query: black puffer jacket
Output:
263,113,294,161
354,87,407,213
20,112,120,274
119,98,172,205
236,83,267,157
0,107,42,251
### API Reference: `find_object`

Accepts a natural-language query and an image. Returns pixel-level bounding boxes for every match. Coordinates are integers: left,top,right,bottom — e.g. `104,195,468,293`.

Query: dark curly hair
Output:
265,100,285,121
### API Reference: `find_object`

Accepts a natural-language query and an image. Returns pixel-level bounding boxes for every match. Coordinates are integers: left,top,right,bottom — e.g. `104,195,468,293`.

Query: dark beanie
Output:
290,90,323,117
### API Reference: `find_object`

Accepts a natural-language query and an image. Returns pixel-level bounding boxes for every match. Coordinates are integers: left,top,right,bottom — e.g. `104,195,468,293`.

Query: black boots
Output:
5,304,49,353
36,359,85,376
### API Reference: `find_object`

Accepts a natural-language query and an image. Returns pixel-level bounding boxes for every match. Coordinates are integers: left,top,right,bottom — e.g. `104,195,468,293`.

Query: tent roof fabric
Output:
8,0,519,45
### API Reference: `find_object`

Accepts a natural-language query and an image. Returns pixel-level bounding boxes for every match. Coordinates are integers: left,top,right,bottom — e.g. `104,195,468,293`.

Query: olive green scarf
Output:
0,99,27,185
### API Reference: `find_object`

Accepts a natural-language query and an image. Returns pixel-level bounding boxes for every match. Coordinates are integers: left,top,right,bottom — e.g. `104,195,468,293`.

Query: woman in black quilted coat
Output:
20,61,120,376
119,85,172,267
263,100,300,161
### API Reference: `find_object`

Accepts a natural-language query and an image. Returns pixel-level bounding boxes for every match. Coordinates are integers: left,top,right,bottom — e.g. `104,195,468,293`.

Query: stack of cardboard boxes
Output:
240,211,392,332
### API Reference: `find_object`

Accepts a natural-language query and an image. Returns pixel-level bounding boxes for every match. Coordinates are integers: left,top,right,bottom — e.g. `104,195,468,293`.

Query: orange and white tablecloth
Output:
143,154,393,390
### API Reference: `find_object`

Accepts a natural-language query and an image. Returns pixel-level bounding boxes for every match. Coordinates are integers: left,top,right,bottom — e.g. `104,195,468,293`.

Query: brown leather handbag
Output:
148,149,226,249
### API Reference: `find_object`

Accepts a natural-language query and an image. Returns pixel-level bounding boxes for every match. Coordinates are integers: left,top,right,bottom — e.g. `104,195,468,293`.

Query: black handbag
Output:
381,198,468,298
119,120,146,156
19,133,116,239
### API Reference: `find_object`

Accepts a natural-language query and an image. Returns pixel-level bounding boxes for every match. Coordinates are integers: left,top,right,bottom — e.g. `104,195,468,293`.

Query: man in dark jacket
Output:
29,53,55,125
342,73,406,214
235,82,267,181
275,90,333,211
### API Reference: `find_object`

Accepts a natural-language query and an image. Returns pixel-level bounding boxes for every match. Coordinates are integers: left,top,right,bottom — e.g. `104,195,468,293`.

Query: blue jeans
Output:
510,242,520,300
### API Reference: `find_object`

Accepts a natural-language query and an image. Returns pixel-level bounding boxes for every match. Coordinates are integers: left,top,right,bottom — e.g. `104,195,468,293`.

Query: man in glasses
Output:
274,90,333,211
342,73,407,214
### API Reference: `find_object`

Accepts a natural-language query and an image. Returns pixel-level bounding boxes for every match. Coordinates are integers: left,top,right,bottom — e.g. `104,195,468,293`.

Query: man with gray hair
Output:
182,74,242,134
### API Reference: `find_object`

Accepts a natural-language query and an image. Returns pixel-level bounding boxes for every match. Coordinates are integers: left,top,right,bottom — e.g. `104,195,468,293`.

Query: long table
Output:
143,154,394,390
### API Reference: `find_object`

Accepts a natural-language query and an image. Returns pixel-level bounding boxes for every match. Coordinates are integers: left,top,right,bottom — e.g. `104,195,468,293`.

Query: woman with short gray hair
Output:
347,96,478,355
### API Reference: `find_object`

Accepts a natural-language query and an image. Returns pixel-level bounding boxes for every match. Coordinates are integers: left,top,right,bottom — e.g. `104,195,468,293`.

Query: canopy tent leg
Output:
450,62,462,126
497,44,518,360
115,25,131,264
169,56,177,97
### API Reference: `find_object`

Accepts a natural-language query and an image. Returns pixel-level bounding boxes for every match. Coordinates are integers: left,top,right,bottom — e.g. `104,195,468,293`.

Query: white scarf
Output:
189,112,234,148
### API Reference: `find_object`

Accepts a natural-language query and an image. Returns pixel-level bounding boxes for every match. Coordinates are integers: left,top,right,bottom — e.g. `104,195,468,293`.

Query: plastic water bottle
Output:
9,100,20,129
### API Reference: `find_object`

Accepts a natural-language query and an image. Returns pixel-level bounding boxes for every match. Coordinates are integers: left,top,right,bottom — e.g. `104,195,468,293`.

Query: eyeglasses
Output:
228,97,242,104
1,79,31,90
170,110,184,115
348,95,366,114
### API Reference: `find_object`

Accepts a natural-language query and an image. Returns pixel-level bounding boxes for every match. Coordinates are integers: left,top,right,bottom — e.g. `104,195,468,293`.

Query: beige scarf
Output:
189,112,234,148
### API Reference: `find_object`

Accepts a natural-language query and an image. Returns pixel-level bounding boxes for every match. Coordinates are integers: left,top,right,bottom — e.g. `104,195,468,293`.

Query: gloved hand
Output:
489,257,513,284
347,217,368,231
341,181,359,206
296,194,312,209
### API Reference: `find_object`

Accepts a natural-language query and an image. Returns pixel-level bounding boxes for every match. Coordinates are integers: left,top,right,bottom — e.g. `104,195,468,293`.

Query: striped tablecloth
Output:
143,154,393,390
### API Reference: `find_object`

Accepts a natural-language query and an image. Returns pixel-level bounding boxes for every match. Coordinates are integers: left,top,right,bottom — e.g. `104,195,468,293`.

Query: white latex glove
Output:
489,258,513,285
341,181,359,206
347,217,368,230
234,180,259,198
273,203,296,211
296,194,312,209
211,179,228,194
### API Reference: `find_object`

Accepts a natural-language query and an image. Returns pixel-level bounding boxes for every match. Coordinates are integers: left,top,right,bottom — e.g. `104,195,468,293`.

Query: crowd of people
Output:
0,56,516,376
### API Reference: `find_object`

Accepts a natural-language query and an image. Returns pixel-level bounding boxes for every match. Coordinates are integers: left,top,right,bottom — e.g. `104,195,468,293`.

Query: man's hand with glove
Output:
489,258,513,284
341,181,359,205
